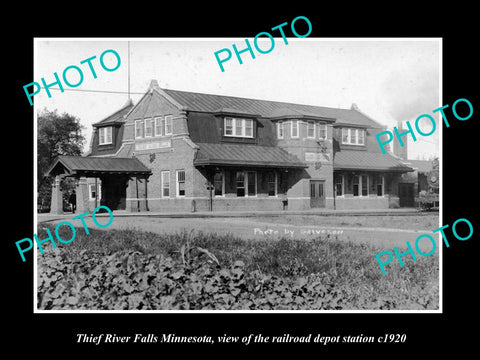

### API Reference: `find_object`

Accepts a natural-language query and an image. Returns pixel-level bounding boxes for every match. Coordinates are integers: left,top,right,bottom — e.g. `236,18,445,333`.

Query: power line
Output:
40,87,145,95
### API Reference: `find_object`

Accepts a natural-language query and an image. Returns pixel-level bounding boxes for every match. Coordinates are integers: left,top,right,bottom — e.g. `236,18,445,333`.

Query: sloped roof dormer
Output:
92,99,134,127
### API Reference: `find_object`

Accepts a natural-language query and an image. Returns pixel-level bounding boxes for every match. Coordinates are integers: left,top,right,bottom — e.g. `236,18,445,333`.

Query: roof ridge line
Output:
349,104,385,128
161,87,350,111
92,100,134,127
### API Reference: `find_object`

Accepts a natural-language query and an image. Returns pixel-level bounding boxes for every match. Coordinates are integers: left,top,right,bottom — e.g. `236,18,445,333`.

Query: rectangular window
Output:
161,171,170,197
160,117,166,136
361,175,368,196
106,127,112,144
89,183,102,200
214,171,224,196
165,115,173,135
277,121,284,139
335,174,343,196
267,171,276,196
99,127,112,145
135,120,144,138
236,171,245,197
176,170,185,197
319,123,327,140
236,118,244,136
224,117,254,138
145,118,153,137
89,184,96,200
225,118,233,136
353,175,359,196
245,119,253,137
342,128,365,145
307,121,315,138
154,117,163,136
358,129,365,145
247,171,256,196
370,174,376,194
291,120,299,138
345,173,351,194
351,129,357,144
376,175,384,196
342,128,349,143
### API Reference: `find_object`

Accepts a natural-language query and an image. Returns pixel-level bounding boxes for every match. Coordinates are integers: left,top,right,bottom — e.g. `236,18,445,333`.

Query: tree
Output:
37,108,85,211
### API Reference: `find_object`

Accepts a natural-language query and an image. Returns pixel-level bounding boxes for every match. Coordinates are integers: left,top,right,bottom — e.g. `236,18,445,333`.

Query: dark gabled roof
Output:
46,155,151,177
186,112,277,146
268,107,335,121
92,100,134,127
194,143,307,168
334,150,413,172
162,88,382,128
213,107,262,118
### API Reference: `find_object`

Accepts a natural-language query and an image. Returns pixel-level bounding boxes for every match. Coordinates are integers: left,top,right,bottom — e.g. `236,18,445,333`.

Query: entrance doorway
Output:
101,176,128,210
398,182,414,207
310,180,325,208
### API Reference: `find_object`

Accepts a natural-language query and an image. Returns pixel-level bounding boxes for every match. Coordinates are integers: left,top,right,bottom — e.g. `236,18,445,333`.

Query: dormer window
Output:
245,119,253,137
277,121,284,139
291,120,299,138
99,126,112,145
224,117,254,138
318,123,327,140
307,121,315,138
342,128,365,145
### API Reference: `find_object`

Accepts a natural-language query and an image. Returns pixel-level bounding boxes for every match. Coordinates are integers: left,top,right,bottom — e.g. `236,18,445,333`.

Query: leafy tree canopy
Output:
37,108,86,209
38,108,85,179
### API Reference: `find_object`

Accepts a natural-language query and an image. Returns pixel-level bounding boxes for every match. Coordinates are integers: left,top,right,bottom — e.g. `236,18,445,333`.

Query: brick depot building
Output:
46,80,415,214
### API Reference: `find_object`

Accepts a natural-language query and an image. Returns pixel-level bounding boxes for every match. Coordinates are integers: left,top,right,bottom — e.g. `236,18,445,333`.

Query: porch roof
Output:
46,155,152,177
334,150,413,172
193,143,307,169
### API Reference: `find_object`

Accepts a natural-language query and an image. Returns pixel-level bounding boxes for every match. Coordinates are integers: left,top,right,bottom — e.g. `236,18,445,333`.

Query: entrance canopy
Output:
46,155,152,177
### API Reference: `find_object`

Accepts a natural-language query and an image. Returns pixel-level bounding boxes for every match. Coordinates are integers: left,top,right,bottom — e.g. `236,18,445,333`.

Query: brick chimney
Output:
393,120,408,160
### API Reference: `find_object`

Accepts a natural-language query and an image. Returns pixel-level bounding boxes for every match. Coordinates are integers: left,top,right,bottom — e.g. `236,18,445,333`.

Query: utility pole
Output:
127,41,131,100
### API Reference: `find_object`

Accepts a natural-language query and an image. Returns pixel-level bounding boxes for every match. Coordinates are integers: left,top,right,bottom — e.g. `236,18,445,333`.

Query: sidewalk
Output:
37,207,432,222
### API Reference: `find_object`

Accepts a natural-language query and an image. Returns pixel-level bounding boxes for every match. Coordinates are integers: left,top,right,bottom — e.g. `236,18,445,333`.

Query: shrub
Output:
37,226,439,310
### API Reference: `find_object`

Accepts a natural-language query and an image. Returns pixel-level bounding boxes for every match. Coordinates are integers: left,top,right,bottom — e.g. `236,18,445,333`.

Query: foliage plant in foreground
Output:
37,226,439,310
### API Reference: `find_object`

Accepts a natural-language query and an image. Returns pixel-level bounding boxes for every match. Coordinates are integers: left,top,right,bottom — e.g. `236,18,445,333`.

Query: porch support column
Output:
144,177,149,211
50,175,64,215
75,177,89,213
94,177,100,208
135,177,140,212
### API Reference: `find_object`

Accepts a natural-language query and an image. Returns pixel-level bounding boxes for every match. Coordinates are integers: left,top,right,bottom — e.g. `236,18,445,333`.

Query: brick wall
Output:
127,137,197,212
277,121,334,207
335,196,389,210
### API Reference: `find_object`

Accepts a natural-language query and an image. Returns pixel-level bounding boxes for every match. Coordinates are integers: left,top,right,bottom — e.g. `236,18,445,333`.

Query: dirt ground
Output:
39,213,440,250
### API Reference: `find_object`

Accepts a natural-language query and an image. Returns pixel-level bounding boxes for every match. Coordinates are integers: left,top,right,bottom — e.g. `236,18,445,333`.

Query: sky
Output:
34,38,441,160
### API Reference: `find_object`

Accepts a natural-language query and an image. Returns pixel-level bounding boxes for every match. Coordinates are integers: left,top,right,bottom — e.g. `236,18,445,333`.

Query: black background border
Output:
6,6,478,355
